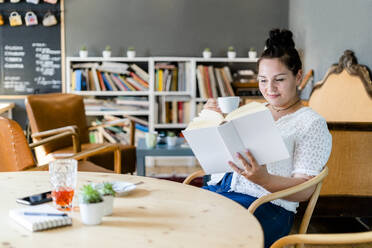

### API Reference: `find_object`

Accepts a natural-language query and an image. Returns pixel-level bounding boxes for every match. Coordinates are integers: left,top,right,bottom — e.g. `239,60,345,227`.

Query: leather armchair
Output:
25,93,136,174
0,117,121,173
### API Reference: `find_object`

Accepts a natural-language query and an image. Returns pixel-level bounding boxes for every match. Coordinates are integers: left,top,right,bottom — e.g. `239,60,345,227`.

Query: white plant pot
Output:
102,50,111,58
102,195,114,216
167,136,177,147
127,50,136,58
203,51,212,58
248,51,257,59
79,50,88,58
79,201,104,225
227,51,236,59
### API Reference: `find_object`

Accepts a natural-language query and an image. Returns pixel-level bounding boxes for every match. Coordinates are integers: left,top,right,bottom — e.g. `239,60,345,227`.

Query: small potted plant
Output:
227,46,236,59
127,46,136,58
97,182,115,216
166,131,177,147
102,45,112,58
248,47,257,59
79,184,104,225
79,45,88,58
202,48,212,58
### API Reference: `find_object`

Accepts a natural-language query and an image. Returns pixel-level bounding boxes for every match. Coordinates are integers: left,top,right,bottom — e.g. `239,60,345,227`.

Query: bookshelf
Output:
66,57,259,132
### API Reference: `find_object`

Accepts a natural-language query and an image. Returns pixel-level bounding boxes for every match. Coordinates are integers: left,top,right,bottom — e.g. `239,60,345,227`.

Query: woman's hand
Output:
229,149,270,187
203,98,222,114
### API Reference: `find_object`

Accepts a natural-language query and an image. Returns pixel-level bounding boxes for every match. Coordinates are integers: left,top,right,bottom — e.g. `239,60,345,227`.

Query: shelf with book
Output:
66,56,259,133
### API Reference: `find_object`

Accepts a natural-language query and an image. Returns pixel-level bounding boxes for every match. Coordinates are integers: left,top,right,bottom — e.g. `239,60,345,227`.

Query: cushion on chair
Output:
0,117,36,172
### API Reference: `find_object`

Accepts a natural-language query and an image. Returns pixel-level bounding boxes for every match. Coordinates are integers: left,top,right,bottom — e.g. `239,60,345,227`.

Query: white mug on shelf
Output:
145,132,158,149
217,96,240,114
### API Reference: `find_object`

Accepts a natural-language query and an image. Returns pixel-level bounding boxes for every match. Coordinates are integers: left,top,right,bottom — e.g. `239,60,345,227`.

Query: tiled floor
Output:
146,165,372,248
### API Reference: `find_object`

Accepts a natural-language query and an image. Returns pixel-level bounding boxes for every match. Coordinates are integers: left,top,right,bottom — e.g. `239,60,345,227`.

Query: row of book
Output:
196,65,235,98
84,98,148,112
89,115,148,145
155,96,191,124
71,62,149,92
155,62,190,92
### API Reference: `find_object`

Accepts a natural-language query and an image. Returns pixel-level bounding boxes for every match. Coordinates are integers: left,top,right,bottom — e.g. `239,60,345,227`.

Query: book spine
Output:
75,69,82,91
92,68,101,91
171,68,178,91
110,74,126,91
101,72,113,91
131,63,149,82
130,72,149,88
97,70,107,91
203,66,213,97
120,75,136,91
135,123,149,132
104,72,119,91
126,77,145,91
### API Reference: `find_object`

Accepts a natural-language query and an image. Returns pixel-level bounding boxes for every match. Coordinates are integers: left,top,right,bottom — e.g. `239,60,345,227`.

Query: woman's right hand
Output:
203,98,222,114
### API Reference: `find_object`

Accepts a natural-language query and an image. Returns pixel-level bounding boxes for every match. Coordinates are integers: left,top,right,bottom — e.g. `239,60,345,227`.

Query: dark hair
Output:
258,29,302,76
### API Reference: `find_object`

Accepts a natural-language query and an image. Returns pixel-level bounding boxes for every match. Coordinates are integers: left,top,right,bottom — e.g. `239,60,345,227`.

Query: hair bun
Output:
266,29,295,50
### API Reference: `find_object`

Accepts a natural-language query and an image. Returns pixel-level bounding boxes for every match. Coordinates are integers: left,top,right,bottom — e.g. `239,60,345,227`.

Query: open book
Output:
182,102,289,174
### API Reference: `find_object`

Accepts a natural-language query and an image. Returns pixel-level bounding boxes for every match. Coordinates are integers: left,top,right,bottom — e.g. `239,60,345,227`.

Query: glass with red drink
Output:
49,159,77,211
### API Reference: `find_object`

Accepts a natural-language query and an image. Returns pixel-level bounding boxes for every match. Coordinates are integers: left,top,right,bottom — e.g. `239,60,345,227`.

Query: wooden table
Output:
0,102,15,119
0,172,263,248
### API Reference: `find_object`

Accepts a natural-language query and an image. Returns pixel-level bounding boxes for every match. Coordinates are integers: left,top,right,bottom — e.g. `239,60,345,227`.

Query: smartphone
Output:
16,191,53,205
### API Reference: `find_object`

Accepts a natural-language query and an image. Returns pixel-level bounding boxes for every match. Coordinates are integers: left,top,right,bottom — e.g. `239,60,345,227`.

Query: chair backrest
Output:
0,117,35,172
270,231,372,248
308,51,372,197
309,50,372,122
25,93,90,154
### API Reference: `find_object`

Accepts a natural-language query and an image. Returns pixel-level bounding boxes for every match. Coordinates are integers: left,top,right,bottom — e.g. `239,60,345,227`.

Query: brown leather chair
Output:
0,117,121,173
25,93,136,174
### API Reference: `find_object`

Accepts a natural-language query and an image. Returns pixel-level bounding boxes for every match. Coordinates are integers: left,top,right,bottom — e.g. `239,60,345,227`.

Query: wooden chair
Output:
270,231,372,248
25,93,137,174
0,117,121,173
308,50,372,217
183,167,328,248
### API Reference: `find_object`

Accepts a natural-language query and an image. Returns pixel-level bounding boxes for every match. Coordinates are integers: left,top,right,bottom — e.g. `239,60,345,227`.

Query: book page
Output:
182,127,235,174
225,101,267,122
231,109,289,165
217,121,248,170
185,109,224,130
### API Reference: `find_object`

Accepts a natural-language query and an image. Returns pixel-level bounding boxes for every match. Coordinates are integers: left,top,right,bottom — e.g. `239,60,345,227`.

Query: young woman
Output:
202,29,332,247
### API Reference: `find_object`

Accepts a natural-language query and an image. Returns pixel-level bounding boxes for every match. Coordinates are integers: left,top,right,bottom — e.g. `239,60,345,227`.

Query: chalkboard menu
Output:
0,1,62,96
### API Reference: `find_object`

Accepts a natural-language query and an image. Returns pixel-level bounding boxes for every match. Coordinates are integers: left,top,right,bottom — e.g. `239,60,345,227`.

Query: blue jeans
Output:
203,173,294,248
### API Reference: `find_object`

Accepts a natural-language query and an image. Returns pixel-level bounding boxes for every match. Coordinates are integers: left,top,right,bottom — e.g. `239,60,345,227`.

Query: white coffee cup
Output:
145,132,158,149
217,96,240,114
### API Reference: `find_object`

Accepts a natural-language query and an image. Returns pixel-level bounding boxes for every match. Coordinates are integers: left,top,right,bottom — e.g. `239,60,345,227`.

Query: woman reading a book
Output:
202,29,332,247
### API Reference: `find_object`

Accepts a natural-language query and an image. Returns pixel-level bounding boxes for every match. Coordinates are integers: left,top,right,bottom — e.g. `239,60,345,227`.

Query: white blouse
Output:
208,107,332,213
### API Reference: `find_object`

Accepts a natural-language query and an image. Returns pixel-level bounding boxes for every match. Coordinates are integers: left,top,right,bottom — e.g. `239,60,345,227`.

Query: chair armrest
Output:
31,125,78,138
248,167,328,214
270,231,372,248
183,169,205,185
30,125,81,153
68,144,121,174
